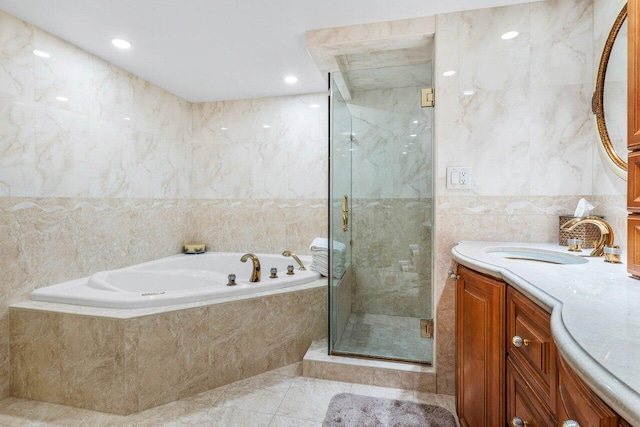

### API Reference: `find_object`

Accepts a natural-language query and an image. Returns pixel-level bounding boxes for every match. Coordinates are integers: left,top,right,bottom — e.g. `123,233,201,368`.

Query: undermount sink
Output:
485,247,588,265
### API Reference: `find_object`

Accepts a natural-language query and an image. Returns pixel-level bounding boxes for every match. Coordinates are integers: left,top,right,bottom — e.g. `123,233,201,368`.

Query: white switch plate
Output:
447,167,471,189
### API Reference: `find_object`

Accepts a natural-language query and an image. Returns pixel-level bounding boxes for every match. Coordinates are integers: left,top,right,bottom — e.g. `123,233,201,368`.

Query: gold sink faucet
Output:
282,250,306,270
561,216,615,257
240,253,261,282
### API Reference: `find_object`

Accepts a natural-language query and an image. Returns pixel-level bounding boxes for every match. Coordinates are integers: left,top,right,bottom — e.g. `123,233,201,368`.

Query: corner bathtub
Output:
30,252,321,309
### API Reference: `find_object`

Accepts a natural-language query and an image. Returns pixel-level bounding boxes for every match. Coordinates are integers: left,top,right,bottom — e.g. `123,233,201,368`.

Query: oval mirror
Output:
593,4,627,179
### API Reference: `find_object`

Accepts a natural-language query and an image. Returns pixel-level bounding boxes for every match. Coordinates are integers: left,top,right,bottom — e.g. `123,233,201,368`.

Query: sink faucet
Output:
282,250,306,270
240,253,261,282
561,216,615,257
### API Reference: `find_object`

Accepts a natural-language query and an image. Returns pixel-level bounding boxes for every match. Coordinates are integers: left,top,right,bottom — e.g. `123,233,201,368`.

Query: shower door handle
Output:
342,195,349,232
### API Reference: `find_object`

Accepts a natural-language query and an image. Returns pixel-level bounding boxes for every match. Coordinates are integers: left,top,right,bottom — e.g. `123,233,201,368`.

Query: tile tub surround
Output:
452,241,640,424
9,282,326,415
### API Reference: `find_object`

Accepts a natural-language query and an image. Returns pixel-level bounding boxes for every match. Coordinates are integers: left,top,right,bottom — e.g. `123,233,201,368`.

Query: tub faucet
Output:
240,253,261,282
282,250,306,270
561,216,615,257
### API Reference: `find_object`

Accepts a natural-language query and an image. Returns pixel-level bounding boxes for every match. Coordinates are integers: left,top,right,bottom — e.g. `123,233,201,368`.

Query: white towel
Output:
309,237,346,278
309,237,346,254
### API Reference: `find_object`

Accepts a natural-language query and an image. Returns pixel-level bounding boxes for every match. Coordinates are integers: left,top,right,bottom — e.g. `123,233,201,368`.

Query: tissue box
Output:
558,216,603,248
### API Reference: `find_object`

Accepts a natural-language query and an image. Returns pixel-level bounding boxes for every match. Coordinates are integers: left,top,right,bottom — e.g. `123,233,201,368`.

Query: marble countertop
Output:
452,241,640,425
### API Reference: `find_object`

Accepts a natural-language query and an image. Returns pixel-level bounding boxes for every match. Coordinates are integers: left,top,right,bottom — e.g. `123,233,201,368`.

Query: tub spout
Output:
240,253,261,282
282,250,306,270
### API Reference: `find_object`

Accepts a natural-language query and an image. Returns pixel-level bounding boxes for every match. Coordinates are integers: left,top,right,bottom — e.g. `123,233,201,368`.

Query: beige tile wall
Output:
0,9,328,401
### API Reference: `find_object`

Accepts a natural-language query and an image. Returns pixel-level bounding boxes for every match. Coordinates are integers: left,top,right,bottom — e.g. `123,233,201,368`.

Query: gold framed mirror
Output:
593,4,628,179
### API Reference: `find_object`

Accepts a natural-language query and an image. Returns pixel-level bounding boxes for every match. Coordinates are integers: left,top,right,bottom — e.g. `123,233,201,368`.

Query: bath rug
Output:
322,392,456,427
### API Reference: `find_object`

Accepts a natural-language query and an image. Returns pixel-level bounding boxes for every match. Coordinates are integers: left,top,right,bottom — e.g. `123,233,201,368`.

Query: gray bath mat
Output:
322,393,456,427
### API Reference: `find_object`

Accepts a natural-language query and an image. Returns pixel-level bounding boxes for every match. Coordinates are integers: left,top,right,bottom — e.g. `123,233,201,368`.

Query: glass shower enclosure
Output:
328,45,434,364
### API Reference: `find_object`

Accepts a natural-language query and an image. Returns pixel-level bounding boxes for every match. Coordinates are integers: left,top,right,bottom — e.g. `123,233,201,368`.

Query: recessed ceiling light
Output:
284,76,298,84
310,104,320,109
402,152,408,155
463,90,475,96
410,134,417,137
413,120,418,124
33,50,50,58
220,127,227,130
263,124,271,129
55,96,68,102
501,31,519,40
443,70,456,77
111,38,132,49
123,117,131,121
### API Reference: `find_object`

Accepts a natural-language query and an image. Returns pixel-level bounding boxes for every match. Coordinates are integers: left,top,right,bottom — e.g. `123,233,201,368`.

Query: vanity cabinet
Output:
455,265,505,427
630,0,640,150
455,266,630,427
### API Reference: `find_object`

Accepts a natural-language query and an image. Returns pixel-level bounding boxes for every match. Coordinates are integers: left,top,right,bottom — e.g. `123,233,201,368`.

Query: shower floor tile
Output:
333,313,433,364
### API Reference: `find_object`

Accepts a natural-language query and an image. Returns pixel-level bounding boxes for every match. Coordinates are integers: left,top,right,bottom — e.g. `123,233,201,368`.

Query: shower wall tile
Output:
350,87,433,199
351,198,432,318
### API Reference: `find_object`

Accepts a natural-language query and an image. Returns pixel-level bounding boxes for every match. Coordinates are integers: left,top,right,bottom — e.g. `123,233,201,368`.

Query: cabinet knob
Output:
562,421,580,427
512,335,531,348
448,270,458,280
511,416,527,426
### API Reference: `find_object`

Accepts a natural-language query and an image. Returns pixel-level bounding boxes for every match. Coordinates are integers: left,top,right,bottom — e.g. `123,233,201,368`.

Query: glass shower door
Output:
328,72,353,353
328,51,434,364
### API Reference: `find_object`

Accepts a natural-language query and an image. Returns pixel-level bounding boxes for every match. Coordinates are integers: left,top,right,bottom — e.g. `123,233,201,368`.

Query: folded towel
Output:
310,237,346,254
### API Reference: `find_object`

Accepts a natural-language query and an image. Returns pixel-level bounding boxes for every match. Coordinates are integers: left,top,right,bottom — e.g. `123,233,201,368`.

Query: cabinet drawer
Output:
507,287,556,411
507,359,555,427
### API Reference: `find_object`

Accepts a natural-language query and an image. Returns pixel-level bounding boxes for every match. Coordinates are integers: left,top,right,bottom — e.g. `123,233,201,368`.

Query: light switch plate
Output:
447,167,471,189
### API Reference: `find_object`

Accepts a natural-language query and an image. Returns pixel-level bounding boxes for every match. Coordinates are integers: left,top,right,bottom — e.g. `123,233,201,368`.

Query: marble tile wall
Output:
433,0,629,394
9,285,326,414
0,8,328,401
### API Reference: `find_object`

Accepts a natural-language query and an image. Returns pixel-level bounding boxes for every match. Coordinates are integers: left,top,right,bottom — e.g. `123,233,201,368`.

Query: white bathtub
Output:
30,252,321,309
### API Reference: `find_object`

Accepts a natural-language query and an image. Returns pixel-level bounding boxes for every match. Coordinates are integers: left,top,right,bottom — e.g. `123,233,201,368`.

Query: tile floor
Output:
334,313,433,363
0,362,456,426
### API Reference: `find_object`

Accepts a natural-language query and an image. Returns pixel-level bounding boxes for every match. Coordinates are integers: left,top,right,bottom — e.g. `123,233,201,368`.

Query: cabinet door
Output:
556,356,619,427
456,266,506,427
628,151,640,212
630,0,640,149
507,359,556,427
628,216,640,277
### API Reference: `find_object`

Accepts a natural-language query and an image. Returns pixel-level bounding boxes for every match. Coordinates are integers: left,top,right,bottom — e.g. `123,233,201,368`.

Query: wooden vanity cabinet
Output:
630,0,640,150
455,266,505,427
455,266,630,427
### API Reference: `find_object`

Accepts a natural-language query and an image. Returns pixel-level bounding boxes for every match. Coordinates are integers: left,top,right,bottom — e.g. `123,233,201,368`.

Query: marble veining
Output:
452,241,640,424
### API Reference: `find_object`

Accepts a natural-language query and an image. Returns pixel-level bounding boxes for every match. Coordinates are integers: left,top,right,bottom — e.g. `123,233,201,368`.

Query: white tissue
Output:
573,198,595,217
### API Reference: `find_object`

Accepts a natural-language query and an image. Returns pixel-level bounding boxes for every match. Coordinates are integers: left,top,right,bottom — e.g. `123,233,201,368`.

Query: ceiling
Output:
0,0,535,102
